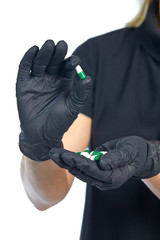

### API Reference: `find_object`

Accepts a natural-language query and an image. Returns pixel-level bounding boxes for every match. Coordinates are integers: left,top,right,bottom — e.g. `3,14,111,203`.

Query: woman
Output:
17,0,160,239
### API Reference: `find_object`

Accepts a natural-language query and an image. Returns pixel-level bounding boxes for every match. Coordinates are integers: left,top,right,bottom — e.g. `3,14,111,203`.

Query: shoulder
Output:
73,27,137,77
75,27,135,52
73,27,136,63
95,27,134,41
92,27,136,55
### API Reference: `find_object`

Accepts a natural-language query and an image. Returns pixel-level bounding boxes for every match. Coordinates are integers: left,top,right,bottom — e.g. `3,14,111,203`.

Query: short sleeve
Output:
72,39,96,119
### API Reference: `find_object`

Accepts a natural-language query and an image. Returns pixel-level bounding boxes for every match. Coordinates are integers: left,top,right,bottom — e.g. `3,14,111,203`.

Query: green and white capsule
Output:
76,65,86,80
77,150,107,162
79,151,91,158
90,151,107,156
90,151,107,162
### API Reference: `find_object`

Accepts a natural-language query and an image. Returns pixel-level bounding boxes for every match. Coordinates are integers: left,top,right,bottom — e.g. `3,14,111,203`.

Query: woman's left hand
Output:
49,136,160,190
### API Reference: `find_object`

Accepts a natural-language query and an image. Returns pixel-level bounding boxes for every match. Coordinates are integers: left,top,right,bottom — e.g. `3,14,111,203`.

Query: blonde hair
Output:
126,0,159,27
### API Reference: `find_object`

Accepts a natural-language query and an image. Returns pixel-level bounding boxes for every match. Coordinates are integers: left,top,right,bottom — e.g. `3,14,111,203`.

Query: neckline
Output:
135,0,160,61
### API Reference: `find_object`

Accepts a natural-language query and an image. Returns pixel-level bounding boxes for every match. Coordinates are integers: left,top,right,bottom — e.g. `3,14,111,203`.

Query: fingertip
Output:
60,55,81,75
49,149,54,157
49,148,59,158
47,40,68,70
23,45,39,59
84,75,92,82
80,76,92,89
49,152,61,163
98,158,110,170
63,55,81,69
44,39,55,48
32,40,55,76
30,45,39,51
54,40,68,57
18,45,39,76
57,40,68,50
70,55,81,67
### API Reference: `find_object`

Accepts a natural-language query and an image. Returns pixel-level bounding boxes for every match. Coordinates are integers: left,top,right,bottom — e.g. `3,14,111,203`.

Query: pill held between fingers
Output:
75,65,87,80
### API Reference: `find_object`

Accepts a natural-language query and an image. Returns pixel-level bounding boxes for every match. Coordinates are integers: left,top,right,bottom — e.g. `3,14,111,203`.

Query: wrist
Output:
134,140,160,179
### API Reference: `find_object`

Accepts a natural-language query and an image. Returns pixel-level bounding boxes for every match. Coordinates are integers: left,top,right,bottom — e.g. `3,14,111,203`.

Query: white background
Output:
0,0,144,239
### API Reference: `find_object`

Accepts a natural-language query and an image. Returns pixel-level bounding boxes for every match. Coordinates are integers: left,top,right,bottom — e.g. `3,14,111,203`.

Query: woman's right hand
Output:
16,40,92,161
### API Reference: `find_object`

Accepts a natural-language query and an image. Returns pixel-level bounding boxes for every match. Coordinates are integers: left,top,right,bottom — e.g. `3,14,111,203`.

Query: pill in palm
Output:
77,150,107,161
90,151,107,161
90,151,107,156
79,151,91,158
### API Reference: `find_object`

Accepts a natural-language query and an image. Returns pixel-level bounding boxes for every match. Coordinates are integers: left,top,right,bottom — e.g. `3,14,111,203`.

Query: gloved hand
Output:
96,136,160,179
49,136,160,190
16,40,92,161
49,147,113,190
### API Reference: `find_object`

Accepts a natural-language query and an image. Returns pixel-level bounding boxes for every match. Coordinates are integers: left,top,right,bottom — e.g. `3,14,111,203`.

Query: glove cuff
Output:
134,140,160,179
19,134,63,162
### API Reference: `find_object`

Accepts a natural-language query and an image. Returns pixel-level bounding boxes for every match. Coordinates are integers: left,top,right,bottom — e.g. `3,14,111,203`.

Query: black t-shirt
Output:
73,1,160,239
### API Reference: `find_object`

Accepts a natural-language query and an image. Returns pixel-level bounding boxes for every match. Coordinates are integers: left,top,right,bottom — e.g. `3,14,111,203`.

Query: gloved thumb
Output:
66,76,92,116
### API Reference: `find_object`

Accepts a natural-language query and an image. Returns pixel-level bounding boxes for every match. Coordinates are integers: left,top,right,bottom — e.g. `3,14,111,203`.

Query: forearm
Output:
21,154,74,210
142,173,160,199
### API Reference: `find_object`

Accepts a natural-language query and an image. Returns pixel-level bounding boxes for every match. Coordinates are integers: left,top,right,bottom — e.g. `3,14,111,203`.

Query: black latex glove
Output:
49,147,114,190
16,40,92,161
49,136,160,190
96,136,160,179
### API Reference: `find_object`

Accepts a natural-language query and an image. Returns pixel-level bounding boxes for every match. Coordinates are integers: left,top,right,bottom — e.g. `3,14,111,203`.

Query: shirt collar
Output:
135,0,160,61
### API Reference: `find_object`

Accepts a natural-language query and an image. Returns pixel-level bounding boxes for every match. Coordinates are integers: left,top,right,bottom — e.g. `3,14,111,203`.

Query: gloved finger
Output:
98,145,135,171
96,162,138,190
17,45,39,81
66,75,92,117
49,148,112,188
107,163,137,188
32,40,55,77
66,166,111,188
49,148,134,190
94,138,121,152
60,151,113,183
59,55,81,79
69,161,137,190
47,40,68,75
50,148,71,168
